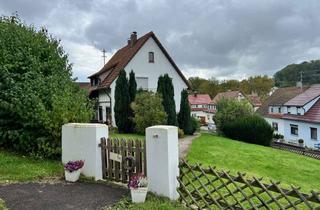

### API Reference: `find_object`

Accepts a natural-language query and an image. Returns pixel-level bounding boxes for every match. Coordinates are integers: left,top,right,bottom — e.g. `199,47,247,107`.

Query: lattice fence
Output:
177,160,320,209
271,141,320,160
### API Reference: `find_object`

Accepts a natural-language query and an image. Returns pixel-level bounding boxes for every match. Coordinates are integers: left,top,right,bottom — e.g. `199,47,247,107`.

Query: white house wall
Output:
265,117,285,135
283,120,320,148
106,37,188,127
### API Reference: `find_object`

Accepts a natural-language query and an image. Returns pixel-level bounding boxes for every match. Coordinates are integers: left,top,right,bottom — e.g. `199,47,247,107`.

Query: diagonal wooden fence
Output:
177,160,320,209
271,141,320,160
99,137,146,183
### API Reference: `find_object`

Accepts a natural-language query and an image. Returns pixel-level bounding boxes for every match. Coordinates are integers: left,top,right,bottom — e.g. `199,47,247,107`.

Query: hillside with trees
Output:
274,60,320,87
189,75,274,101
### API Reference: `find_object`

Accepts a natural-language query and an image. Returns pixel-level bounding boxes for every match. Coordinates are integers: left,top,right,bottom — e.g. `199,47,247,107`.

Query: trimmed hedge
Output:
223,115,274,146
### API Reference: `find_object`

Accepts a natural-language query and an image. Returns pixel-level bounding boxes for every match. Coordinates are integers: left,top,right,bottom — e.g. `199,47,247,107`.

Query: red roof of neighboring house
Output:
188,94,212,105
284,84,320,106
211,91,243,104
247,94,262,107
89,31,190,91
76,82,91,92
266,99,320,124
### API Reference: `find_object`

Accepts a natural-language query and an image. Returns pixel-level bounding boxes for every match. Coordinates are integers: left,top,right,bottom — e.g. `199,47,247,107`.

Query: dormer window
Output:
148,52,154,63
91,77,100,87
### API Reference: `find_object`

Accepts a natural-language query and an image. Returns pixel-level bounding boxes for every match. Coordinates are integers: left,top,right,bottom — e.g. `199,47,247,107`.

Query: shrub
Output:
132,91,167,134
178,129,185,138
190,117,200,134
223,115,274,146
214,99,254,133
0,16,93,159
273,133,284,140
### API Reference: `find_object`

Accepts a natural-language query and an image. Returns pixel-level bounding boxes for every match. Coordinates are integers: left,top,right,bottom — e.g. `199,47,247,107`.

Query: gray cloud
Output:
1,0,320,81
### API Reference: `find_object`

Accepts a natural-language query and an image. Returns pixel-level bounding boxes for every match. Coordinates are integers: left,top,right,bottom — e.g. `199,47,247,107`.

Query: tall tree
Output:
114,70,130,133
0,15,93,158
128,70,137,133
178,89,192,134
157,74,177,125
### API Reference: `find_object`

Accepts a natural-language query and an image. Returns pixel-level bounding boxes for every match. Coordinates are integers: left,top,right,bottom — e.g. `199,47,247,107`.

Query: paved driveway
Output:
0,181,128,210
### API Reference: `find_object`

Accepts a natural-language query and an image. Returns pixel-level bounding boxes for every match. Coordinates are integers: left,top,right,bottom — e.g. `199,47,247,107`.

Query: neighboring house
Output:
188,93,214,124
258,85,320,148
210,90,261,111
76,82,91,93
88,31,190,126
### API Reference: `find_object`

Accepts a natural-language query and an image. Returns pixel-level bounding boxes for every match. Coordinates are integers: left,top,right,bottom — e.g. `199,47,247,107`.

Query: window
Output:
136,77,148,90
311,127,317,140
148,52,154,63
272,122,278,131
192,113,196,117
91,77,100,87
290,124,298,135
98,106,103,121
271,107,274,113
278,107,281,113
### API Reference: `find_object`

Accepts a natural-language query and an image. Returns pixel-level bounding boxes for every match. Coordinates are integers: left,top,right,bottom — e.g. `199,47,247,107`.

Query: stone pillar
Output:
62,123,108,181
146,125,179,200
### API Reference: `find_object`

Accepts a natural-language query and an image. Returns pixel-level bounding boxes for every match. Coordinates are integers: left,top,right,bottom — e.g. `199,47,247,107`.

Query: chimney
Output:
130,31,137,47
127,39,131,46
194,91,198,97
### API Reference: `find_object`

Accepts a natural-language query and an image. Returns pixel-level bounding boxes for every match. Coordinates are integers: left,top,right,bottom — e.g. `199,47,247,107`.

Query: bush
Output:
223,115,274,146
178,129,185,138
178,89,192,134
0,16,93,159
190,117,200,134
214,99,254,133
273,133,284,140
132,91,167,134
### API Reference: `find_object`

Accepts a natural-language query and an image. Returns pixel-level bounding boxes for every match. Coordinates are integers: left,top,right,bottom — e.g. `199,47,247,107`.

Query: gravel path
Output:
0,181,128,210
179,133,200,158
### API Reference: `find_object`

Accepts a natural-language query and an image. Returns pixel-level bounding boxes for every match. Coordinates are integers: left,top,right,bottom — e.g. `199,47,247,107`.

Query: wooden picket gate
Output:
99,137,147,183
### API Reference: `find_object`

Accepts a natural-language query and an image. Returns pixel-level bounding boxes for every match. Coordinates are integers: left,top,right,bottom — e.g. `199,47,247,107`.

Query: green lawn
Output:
109,133,145,140
105,193,187,210
0,150,63,183
187,133,320,192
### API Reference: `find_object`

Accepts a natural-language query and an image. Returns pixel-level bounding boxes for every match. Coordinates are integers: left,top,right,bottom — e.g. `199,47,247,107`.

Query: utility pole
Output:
102,49,106,65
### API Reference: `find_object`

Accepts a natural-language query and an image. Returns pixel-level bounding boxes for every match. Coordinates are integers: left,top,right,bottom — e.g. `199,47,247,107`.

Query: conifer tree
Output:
178,89,192,134
114,70,130,133
128,70,137,132
157,74,177,125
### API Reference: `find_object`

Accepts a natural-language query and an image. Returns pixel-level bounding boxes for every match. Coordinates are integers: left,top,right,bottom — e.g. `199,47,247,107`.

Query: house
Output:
76,82,91,93
210,90,261,111
88,31,190,126
258,85,320,148
188,93,214,124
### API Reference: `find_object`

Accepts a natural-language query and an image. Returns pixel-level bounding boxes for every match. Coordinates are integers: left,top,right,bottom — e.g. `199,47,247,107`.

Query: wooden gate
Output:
99,137,147,183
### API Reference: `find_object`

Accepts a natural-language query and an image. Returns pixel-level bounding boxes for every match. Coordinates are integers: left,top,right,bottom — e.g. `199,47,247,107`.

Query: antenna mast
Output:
102,49,106,65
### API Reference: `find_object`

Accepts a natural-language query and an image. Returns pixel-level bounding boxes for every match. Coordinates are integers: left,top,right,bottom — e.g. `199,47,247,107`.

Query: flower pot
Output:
130,187,148,203
65,169,81,182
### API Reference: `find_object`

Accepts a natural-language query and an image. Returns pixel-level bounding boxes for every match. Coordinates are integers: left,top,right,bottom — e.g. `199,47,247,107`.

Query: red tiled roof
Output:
211,91,243,104
191,107,216,113
284,84,320,106
188,94,212,105
247,94,262,107
89,31,190,91
282,99,320,123
76,82,91,92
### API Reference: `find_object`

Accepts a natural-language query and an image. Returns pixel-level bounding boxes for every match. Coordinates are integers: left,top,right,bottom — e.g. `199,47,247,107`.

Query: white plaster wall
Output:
283,120,320,148
62,123,108,180
191,110,214,123
109,37,188,126
265,117,285,135
98,90,111,122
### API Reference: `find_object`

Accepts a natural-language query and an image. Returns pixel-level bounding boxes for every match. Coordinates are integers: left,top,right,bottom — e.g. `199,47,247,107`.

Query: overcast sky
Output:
1,0,320,82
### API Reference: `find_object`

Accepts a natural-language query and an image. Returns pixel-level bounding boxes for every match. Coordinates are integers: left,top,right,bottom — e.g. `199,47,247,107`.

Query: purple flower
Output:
64,160,84,172
128,173,148,189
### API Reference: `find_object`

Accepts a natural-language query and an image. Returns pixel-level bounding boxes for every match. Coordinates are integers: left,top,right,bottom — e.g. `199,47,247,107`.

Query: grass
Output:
109,133,145,140
104,193,187,210
0,198,8,210
0,150,63,183
187,133,320,192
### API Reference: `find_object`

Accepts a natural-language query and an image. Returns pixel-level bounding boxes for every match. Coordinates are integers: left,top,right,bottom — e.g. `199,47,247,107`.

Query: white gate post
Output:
62,123,108,181
146,125,179,200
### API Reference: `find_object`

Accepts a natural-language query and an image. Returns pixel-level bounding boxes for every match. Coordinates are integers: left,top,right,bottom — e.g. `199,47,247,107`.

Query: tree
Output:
114,70,130,133
214,99,254,133
178,89,192,134
0,15,93,158
127,70,137,133
157,74,177,125
131,91,167,134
